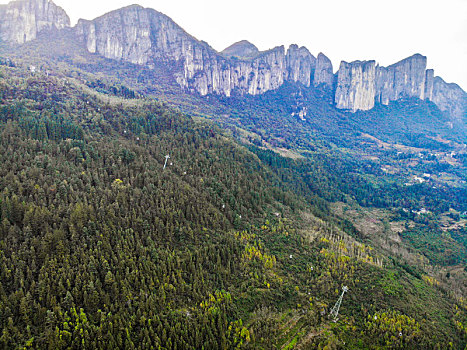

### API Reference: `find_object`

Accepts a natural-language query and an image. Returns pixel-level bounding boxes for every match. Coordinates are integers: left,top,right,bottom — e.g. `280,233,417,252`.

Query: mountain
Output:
0,0,465,121
74,5,467,119
335,54,467,118
221,40,260,59
73,5,332,97
0,1,467,348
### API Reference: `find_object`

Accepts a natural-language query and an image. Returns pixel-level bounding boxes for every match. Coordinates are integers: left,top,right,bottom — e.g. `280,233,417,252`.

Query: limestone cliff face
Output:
314,53,334,87
335,53,466,119
76,5,195,65
335,60,376,111
286,45,316,87
424,69,434,101
376,54,427,103
431,77,467,121
76,6,319,96
0,0,69,44
185,46,287,97
375,65,395,106
338,54,433,112
4,1,463,118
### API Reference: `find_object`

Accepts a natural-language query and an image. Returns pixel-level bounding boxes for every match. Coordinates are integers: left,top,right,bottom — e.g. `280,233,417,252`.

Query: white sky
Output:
2,0,467,90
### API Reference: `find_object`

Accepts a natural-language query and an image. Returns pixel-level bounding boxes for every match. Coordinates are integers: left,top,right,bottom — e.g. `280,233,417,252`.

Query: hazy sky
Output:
2,0,467,90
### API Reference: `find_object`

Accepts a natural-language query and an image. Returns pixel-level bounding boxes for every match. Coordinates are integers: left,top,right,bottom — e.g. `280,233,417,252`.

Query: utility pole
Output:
329,286,348,322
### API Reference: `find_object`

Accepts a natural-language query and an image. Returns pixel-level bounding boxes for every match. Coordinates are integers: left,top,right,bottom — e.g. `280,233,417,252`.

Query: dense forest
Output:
0,60,466,349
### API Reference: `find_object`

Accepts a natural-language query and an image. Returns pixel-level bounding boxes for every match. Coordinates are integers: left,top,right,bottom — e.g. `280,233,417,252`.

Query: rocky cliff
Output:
285,45,316,87
424,69,434,101
314,53,334,88
376,54,427,104
335,60,376,111
1,0,465,119
75,5,328,97
431,77,467,122
335,54,466,118
72,5,467,118
336,55,429,111
0,0,69,44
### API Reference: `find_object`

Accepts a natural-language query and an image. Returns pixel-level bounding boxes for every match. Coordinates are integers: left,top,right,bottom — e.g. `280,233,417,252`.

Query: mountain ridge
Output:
0,0,465,119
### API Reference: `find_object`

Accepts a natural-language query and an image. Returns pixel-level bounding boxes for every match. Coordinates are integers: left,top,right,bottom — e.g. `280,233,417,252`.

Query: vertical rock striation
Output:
2,0,464,119
431,77,467,121
75,4,464,118
335,60,376,111
76,6,322,97
374,54,428,106
375,65,394,105
336,54,463,114
314,53,334,88
285,45,316,87
76,5,192,65
424,69,434,101
377,54,427,102
0,0,69,44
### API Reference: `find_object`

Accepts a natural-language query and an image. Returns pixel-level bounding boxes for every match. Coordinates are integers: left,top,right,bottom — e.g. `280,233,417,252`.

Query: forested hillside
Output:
0,61,466,349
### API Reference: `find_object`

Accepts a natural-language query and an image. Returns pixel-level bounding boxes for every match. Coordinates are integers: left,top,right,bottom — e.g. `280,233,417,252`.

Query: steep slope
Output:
432,76,467,123
335,60,376,111
336,54,467,118
75,5,318,97
73,4,467,119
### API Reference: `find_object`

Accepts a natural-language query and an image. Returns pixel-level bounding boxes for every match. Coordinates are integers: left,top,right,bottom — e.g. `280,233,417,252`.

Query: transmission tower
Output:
163,154,170,169
329,286,348,322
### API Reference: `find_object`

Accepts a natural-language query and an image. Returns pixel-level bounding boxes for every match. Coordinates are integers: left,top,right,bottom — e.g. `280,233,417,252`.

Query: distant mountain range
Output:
0,0,466,119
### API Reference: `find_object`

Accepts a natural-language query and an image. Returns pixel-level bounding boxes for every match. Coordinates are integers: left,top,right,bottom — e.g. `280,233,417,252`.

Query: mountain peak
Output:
221,40,260,59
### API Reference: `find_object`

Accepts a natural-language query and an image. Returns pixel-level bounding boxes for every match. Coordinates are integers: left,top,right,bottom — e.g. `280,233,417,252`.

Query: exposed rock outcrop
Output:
286,44,316,87
424,69,434,101
76,6,318,97
2,0,464,119
76,5,195,65
431,77,467,121
338,54,452,113
375,65,395,105
314,53,334,88
0,0,69,44
184,46,287,97
374,54,428,106
335,60,376,111
376,54,427,103
75,6,466,118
